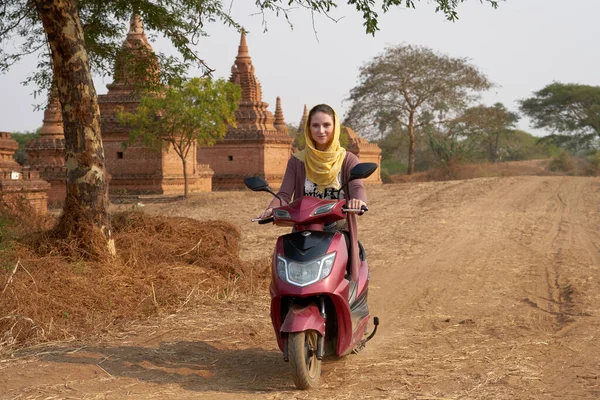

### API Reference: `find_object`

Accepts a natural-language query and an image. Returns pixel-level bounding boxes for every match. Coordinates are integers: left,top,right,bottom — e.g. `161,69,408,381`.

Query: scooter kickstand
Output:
365,316,379,342
352,317,380,354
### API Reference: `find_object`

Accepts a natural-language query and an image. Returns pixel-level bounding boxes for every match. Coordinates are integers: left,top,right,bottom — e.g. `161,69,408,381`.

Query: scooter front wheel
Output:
288,330,322,389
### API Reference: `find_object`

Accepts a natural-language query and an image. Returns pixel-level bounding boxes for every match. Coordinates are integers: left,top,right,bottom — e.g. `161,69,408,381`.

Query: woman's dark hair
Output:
308,104,335,125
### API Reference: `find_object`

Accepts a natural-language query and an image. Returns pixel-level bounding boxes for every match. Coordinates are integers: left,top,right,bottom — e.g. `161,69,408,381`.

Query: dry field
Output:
2,175,600,399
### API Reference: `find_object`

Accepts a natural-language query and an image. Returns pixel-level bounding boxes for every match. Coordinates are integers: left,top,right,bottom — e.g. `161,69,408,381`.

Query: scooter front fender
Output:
280,304,325,337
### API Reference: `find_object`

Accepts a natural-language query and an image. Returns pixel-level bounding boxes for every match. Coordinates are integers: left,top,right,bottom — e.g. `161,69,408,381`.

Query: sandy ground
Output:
1,175,600,399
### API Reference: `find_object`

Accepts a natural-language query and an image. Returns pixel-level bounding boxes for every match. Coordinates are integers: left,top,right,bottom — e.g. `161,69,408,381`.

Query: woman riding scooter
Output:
250,104,377,389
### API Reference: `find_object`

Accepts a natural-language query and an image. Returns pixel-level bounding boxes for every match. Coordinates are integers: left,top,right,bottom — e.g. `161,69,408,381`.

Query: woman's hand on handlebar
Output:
256,207,273,220
346,198,367,211
344,199,368,215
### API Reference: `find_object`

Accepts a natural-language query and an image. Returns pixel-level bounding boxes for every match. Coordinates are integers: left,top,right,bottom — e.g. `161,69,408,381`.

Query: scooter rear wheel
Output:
288,330,321,389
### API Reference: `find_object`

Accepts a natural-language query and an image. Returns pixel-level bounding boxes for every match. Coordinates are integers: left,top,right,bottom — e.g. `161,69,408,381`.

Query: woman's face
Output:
309,112,335,151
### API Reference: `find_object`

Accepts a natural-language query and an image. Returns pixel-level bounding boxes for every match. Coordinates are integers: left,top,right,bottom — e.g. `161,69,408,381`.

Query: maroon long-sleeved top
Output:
268,152,368,209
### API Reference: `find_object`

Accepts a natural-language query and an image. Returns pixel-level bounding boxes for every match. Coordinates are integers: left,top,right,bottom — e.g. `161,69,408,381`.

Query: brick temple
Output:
98,15,213,195
197,30,293,189
0,132,50,213
25,92,67,205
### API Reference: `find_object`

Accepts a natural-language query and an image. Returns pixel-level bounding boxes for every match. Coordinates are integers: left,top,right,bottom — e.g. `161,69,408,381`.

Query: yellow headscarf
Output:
293,104,346,190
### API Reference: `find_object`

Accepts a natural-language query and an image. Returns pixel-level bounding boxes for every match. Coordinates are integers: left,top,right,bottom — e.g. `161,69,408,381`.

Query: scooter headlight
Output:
276,253,336,287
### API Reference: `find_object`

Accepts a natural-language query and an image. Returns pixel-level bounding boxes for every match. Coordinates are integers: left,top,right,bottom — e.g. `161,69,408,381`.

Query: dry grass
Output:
391,159,555,183
0,200,270,354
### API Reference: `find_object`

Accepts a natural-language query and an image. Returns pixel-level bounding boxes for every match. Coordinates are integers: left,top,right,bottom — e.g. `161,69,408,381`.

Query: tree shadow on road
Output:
39,340,294,393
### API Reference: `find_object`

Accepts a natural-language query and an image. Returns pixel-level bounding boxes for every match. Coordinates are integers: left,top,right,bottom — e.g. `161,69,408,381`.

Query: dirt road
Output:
2,176,600,399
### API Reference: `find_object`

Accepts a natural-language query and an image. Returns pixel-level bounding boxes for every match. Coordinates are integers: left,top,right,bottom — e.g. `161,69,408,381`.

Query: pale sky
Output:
1,0,599,136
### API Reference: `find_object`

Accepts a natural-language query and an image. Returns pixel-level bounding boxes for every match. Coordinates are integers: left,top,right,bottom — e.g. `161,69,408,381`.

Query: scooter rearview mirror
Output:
336,162,379,198
244,176,270,192
244,176,284,206
349,162,378,181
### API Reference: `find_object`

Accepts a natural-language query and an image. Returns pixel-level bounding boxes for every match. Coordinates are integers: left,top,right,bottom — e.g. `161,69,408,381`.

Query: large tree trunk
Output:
407,109,416,175
34,0,115,258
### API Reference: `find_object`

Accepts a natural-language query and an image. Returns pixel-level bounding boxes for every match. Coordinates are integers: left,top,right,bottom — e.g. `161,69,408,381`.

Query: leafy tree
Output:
0,0,499,258
502,130,561,161
258,0,499,35
454,103,519,162
287,123,300,139
425,120,479,170
118,78,240,199
519,83,600,152
345,44,491,174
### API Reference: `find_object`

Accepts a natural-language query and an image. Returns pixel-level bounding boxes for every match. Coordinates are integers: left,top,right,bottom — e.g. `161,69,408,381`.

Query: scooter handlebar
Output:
251,217,275,224
341,205,369,215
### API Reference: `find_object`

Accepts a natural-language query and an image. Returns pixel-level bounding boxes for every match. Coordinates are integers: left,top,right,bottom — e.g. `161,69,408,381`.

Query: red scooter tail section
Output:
280,304,326,336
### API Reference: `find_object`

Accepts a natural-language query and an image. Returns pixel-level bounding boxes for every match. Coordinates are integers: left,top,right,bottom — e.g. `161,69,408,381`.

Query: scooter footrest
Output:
351,339,367,354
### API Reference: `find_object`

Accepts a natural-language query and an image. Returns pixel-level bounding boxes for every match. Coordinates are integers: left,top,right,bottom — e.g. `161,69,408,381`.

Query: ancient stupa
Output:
25,90,67,204
291,104,309,152
273,97,288,135
0,132,51,213
343,127,382,184
98,14,213,195
197,30,293,189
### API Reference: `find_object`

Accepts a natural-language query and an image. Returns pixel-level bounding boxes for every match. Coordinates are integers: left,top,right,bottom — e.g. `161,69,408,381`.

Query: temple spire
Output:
229,29,262,103
237,28,250,59
129,14,144,35
124,14,152,50
298,104,308,133
39,87,64,139
274,97,287,134
107,14,158,92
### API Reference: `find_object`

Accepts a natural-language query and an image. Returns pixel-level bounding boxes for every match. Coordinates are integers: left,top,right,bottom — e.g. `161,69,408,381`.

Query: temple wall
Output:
349,150,382,184
198,142,262,190
161,171,214,194
162,144,196,177
0,170,51,215
161,146,213,194
198,141,291,190
32,166,67,205
104,139,163,194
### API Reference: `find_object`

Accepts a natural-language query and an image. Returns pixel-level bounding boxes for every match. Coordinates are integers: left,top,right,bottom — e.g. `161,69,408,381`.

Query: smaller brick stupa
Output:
343,126,382,184
197,30,292,189
25,90,67,204
274,97,288,135
99,14,213,195
292,104,309,152
0,132,51,214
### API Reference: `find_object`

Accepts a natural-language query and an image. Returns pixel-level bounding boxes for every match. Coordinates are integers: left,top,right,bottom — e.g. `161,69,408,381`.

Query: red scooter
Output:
245,162,379,389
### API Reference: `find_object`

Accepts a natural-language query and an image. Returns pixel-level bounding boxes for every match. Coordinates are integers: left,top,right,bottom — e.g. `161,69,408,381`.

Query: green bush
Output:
549,152,575,173
11,130,40,165
380,169,393,184
381,159,407,175
588,151,600,171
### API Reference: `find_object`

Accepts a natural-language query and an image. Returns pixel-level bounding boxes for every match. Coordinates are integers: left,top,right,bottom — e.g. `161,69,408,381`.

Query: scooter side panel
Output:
332,280,369,355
